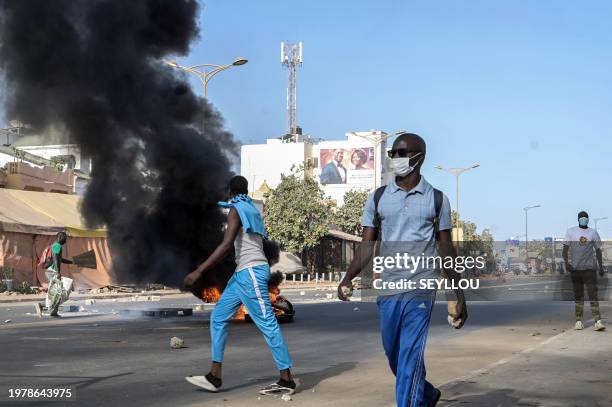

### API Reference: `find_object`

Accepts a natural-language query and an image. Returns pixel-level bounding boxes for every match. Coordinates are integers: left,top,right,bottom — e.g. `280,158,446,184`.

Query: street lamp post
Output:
435,164,480,241
523,205,541,270
164,57,248,98
593,217,607,231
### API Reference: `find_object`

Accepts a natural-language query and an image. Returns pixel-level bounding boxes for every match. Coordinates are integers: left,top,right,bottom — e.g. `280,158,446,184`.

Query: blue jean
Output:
377,292,437,407
210,264,292,370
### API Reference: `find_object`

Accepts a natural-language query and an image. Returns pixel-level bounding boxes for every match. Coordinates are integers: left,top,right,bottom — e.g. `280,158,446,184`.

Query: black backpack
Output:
372,185,444,238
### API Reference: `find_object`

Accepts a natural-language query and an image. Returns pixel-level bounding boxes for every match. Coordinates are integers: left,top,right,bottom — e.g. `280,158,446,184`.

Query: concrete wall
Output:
5,162,74,194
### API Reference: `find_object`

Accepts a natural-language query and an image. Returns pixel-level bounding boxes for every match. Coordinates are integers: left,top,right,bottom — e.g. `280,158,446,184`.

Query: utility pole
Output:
281,42,303,140
523,205,541,271
435,164,480,241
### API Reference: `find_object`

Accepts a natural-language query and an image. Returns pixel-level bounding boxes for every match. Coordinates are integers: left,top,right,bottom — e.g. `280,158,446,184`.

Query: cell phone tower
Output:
281,42,303,139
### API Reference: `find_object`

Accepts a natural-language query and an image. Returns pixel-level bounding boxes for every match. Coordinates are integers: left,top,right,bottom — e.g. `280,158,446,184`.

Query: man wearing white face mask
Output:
563,211,606,331
338,133,468,407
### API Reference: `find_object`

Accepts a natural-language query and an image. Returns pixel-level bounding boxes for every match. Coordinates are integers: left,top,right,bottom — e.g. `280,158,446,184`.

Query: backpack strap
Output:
372,186,387,228
373,185,443,238
433,188,443,237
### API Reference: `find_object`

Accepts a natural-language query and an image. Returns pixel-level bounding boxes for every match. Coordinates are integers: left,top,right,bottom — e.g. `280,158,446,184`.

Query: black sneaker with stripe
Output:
259,379,296,396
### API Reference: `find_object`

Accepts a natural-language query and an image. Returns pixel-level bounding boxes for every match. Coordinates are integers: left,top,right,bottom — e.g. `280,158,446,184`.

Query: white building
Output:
241,138,313,196
241,131,390,205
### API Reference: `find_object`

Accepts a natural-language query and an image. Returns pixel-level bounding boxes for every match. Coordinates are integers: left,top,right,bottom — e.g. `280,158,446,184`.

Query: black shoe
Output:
429,388,441,407
259,379,296,396
49,313,61,318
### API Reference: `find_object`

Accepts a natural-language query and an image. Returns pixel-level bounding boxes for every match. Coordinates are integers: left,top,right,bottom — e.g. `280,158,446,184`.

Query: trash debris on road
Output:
299,291,305,296
59,304,79,312
353,307,359,312
85,299,96,305
4,319,11,323
325,293,333,299
281,394,292,401
170,336,184,349
90,285,137,294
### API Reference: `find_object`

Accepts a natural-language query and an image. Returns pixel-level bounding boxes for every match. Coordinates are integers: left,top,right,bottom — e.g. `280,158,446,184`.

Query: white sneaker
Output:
185,375,220,392
594,320,606,331
574,320,584,330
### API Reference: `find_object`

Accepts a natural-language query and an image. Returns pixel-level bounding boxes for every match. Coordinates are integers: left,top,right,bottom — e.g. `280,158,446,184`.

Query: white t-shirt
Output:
234,229,268,272
563,226,602,270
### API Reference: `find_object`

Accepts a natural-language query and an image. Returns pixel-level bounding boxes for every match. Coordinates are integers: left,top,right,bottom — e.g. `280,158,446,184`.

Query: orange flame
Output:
200,285,283,320
201,287,221,303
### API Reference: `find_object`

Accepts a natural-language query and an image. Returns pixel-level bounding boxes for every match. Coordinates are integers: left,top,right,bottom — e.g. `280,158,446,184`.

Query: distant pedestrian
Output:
563,211,606,331
35,231,73,318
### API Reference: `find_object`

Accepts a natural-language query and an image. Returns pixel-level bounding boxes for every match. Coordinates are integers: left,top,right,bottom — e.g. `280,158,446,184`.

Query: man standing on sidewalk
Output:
338,133,468,407
563,211,606,331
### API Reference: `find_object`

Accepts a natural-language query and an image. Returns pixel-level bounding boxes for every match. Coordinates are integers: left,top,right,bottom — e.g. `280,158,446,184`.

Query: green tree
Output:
264,168,329,261
50,156,67,171
451,211,495,270
334,189,369,236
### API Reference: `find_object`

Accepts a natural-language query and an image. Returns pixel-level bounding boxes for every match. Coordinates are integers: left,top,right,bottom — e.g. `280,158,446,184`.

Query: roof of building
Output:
0,188,106,237
252,180,271,200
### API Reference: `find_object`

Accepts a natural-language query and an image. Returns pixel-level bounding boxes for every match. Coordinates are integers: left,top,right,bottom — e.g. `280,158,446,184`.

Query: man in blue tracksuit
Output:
184,176,295,396
338,133,468,406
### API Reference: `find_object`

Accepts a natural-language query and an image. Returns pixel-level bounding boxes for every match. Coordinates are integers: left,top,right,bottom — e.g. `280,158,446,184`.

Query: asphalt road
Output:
0,280,609,407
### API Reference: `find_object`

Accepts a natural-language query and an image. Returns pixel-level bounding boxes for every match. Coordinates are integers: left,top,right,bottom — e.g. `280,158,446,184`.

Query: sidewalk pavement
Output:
0,283,339,304
202,303,610,407
0,288,185,304
438,321,612,407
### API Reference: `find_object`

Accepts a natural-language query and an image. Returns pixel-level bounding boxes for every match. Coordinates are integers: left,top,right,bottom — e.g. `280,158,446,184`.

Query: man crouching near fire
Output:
184,175,296,396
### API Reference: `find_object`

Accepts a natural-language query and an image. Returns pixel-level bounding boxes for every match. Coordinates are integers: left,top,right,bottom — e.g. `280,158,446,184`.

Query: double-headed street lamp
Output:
164,57,248,98
593,216,607,231
435,164,480,240
523,204,541,269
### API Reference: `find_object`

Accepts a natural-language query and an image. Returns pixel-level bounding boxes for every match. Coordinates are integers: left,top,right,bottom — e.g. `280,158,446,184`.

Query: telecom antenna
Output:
281,41,303,140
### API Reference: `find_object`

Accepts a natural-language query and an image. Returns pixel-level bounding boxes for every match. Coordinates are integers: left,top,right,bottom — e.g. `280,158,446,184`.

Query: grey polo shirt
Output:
362,176,452,296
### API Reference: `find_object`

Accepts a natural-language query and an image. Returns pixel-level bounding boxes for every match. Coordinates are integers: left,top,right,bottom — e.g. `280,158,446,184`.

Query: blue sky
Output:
174,0,612,240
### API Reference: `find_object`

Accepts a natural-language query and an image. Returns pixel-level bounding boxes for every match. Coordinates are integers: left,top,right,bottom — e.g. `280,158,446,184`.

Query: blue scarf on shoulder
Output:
218,194,267,238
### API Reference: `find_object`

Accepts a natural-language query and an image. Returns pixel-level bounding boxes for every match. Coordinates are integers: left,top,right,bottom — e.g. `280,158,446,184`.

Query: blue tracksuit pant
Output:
210,264,292,370
377,292,437,407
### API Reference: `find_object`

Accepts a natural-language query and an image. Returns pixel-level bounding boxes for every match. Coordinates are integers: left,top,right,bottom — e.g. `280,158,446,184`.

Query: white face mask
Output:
391,153,422,176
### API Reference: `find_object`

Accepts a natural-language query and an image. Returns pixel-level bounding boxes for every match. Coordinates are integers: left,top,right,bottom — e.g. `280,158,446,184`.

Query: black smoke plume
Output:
0,0,237,288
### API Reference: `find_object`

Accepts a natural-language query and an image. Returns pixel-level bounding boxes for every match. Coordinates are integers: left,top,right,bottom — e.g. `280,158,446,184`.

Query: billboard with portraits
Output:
319,147,374,185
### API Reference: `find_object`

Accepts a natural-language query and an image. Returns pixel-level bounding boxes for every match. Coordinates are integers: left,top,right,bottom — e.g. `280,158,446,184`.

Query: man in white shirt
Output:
563,211,605,331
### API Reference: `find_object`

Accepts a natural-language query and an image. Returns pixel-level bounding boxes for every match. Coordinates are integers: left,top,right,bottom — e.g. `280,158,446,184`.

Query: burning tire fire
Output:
193,271,295,323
